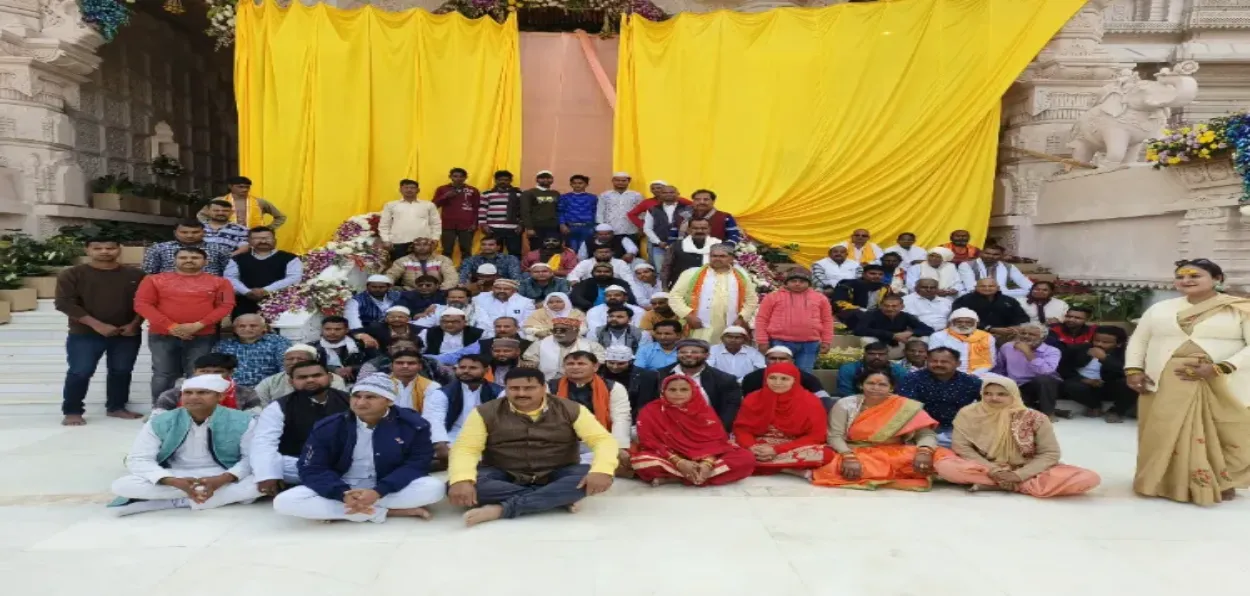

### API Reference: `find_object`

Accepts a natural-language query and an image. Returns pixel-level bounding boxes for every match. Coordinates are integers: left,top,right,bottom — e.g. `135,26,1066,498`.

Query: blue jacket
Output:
835,361,908,398
298,407,434,501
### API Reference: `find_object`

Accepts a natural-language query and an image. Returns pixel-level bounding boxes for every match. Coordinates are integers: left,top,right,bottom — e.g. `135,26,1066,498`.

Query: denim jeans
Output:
565,223,595,253
148,333,216,400
474,464,590,519
648,241,668,270
771,340,821,372
62,333,142,415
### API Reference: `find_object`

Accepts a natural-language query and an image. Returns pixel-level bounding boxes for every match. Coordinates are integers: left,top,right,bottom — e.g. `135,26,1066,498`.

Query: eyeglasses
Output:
1175,258,1215,267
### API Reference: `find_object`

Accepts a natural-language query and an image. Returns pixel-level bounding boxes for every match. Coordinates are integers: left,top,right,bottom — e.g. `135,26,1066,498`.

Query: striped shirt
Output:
203,222,249,252
478,186,521,229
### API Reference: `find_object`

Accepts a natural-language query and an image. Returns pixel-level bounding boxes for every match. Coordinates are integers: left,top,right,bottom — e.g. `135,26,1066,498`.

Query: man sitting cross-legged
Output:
251,361,351,494
151,353,262,415
273,374,446,523
448,367,618,527
108,375,261,516
549,351,633,475
422,354,505,471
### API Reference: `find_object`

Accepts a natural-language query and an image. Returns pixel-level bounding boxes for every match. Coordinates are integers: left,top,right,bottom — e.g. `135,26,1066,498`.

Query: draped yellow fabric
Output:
235,2,522,253
614,0,1083,264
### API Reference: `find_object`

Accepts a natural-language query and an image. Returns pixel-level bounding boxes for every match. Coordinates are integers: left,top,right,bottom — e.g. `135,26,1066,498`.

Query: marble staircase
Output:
0,300,153,416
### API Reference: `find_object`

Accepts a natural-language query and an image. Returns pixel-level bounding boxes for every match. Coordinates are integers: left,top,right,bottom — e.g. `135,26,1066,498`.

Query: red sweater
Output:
134,272,235,336
754,288,833,344
626,196,692,229
433,184,482,230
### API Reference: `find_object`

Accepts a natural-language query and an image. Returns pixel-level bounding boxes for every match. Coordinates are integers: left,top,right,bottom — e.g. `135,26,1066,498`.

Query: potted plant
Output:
90,174,132,211
0,259,37,312
813,345,864,395
57,222,167,265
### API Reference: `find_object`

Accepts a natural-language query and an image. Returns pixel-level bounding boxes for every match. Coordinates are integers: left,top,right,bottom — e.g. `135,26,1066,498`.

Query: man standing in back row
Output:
521,170,562,243
379,179,442,262
199,176,287,231
433,167,481,261
223,226,302,317
56,238,147,426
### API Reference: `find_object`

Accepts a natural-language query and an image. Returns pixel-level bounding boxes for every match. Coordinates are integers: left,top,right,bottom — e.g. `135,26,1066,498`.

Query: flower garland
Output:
205,0,236,49
1223,112,1250,211
733,238,784,293
437,0,667,24
1145,111,1250,212
79,0,132,41
257,213,386,321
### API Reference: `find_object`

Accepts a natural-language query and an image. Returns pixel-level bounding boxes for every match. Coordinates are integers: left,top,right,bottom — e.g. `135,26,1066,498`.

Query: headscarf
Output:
544,292,573,318
636,374,734,460
953,374,1034,465
732,362,823,438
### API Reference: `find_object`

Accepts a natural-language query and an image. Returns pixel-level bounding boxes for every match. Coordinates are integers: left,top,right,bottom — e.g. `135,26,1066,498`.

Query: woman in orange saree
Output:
812,369,952,490
733,362,834,475
935,374,1101,497
630,374,756,486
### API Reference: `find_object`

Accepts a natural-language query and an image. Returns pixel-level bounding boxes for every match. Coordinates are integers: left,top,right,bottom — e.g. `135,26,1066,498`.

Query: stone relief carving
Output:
39,0,103,48
1068,62,1201,167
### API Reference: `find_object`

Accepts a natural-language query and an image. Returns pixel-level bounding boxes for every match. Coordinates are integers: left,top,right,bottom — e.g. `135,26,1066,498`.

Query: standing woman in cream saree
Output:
1126,259,1250,506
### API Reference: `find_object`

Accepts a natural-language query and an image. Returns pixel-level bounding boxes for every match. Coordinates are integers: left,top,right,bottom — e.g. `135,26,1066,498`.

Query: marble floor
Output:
2,412,1247,596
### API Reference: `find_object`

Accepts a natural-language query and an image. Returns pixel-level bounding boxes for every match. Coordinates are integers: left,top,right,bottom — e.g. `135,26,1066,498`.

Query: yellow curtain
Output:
614,0,1083,264
235,1,522,253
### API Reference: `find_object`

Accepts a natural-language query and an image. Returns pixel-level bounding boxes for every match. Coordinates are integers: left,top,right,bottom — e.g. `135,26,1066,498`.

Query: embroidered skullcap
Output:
385,306,411,316
650,179,668,186
441,307,467,318
537,170,554,177
650,292,669,300
367,274,393,284
181,374,231,393
722,326,749,336
477,263,498,275
633,261,655,271
529,262,552,271
949,308,980,322
226,176,252,185
493,338,521,349
551,317,580,327
929,247,955,262
492,278,519,289
604,284,627,294
595,223,614,232
765,346,793,357
605,345,635,362
286,344,318,356
351,374,398,402
674,338,710,352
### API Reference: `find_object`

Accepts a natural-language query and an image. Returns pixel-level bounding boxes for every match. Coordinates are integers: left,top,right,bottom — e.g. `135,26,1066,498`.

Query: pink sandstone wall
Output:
519,32,619,190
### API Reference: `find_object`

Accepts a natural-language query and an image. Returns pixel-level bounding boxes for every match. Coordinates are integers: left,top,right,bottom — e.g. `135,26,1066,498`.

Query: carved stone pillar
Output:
991,0,1132,257
0,0,103,233
1174,0,1250,122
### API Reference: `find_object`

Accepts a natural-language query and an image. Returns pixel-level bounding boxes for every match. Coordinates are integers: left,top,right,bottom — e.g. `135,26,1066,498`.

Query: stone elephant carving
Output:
1068,61,1200,168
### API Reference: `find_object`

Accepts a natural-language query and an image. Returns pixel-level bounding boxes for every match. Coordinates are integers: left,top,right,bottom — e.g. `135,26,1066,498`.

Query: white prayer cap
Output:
613,171,631,178
633,261,655,271
529,262,552,271
650,292,669,300
765,346,793,357
604,284,627,294
594,223,614,232
286,344,318,356
722,326,749,337
649,180,668,187
929,247,955,262
477,263,498,275
441,307,467,318
386,306,411,316
605,345,635,362
351,374,398,402
366,274,393,284
182,374,231,393
537,170,554,177
949,307,980,322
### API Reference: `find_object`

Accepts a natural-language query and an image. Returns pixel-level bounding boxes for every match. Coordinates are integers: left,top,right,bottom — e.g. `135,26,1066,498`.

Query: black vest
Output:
546,378,618,414
667,242,707,285
424,326,484,355
647,203,686,241
585,235,628,259
442,380,503,431
276,389,351,457
234,251,298,289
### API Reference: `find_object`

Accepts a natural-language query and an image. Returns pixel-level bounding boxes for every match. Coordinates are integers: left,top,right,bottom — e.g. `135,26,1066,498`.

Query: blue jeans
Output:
474,464,590,519
771,340,820,372
648,241,668,270
62,333,142,415
148,333,216,400
565,223,595,253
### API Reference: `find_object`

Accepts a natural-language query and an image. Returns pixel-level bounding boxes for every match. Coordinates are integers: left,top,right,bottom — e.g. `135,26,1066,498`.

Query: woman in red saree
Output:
631,374,756,486
812,369,952,490
733,362,834,476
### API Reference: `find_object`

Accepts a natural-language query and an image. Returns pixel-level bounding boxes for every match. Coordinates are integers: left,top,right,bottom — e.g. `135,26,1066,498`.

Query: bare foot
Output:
1105,413,1124,424
649,477,681,487
107,410,144,420
1083,408,1103,418
566,501,581,514
463,504,504,527
61,415,86,426
1222,488,1237,501
389,506,433,520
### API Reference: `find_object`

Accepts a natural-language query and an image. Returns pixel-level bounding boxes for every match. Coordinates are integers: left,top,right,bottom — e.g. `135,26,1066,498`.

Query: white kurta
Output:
1126,296,1250,405
884,245,929,265
522,337,607,380
903,294,954,331
421,383,500,444
470,293,536,338
418,328,466,354
567,258,635,284
395,378,443,411
668,266,759,344
251,401,301,484
927,330,997,375
957,259,1033,299
584,303,646,338
811,258,861,290
1016,296,1070,325
708,344,765,380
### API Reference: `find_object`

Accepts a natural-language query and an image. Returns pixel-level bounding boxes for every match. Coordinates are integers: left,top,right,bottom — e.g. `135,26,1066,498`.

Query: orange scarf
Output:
947,329,993,372
556,376,612,430
688,265,748,314
484,366,495,384
220,194,264,228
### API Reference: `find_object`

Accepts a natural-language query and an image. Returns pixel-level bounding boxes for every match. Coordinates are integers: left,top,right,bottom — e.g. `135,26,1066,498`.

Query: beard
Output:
492,358,519,367
292,387,327,399
952,325,977,335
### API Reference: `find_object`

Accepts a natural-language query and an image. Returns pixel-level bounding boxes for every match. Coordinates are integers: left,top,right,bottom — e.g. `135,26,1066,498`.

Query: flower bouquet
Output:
1145,115,1238,168
258,213,386,321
